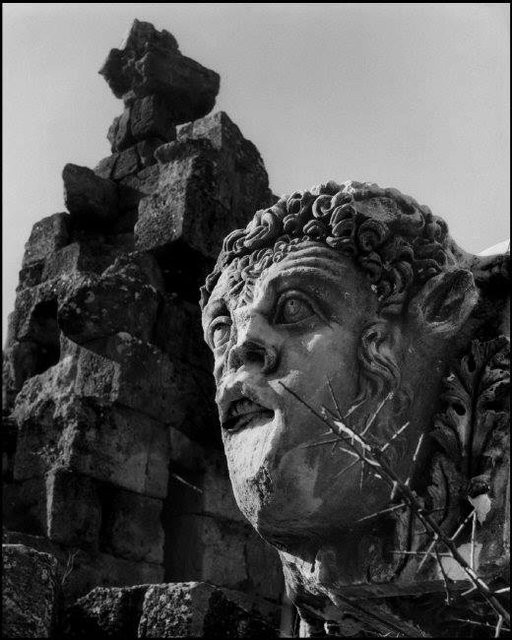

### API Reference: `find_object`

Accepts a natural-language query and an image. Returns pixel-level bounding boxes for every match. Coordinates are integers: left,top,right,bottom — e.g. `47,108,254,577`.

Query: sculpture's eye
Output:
210,317,232,349
274,291,315,325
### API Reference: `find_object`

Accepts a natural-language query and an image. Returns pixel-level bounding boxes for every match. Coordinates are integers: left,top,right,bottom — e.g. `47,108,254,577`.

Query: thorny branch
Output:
61,550,79,587
278,381,511,632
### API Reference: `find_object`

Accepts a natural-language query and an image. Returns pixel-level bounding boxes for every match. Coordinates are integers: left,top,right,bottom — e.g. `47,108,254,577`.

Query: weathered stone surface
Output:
16,260,45,291
107,99,176,156
17,260,46,290
134,139,220,257
153,293,213,371
40,330,215,439
22,213,70,268
72,334,184,425
177,111,275,217
135,115,274,259
137,138,164,168
11,352,78,481
100,488,164,563
2,544,59,638
118,164,161,200
111,166,158,232
99,20,220,124
63,585,147,639
111,146,139,180
138,582,280,638
107,107,133,152
105,139,162,181
1,414,18,480
164,514,283,600
8,284,60,347
13,375,169,498
2,340,47,408
92,163,161,233
131,95,177,142
3,476,46,535
10,337,169,497
57,259,160,344
167,427,241,522
41,240,128,282
3,532,164,606
46,467,102,548
94,154,118,180
63,164,119,225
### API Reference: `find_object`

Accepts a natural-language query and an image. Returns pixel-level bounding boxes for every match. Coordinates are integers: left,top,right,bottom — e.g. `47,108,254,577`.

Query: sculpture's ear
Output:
408,269,478,335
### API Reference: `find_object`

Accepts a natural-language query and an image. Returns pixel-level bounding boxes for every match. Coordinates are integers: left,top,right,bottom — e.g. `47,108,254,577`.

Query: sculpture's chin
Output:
225,431,345,544
223,408,394,548
227,429,393,547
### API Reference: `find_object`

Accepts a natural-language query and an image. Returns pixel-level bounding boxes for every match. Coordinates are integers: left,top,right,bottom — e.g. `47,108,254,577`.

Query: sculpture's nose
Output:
227,313,279,375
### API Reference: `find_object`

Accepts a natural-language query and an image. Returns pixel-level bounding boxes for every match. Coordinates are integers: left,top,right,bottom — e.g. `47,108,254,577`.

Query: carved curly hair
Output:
201,180,464,317
200,180,470,416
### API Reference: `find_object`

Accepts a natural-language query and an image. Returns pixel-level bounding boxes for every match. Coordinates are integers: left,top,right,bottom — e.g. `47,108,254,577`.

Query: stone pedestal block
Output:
2,544,59,638
22,213,70,268
138,582,280,638
63,164,119,226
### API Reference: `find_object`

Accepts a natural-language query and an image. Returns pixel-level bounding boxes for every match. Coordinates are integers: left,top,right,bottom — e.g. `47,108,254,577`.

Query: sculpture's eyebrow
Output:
260,257,353,297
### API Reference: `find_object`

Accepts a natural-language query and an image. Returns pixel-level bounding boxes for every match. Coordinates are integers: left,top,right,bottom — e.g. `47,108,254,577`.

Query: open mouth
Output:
222,398,274,433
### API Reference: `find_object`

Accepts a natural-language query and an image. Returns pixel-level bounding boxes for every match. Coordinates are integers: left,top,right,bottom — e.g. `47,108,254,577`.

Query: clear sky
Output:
3,3,510,341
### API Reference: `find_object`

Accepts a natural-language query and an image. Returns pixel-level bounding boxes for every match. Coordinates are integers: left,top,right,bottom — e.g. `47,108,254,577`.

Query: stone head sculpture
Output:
200,181,509,633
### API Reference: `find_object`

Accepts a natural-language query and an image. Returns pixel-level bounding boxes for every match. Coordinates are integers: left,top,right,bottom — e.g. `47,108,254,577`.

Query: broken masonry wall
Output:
2,20,283,625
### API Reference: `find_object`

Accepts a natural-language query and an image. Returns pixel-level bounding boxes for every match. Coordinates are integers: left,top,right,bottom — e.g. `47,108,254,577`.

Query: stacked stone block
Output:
2,19,282,634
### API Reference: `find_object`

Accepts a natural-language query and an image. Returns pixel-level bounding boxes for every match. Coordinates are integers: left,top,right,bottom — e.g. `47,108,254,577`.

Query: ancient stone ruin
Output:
3,20,284,638
3,18,510,640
